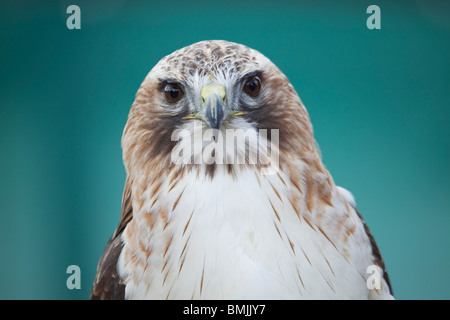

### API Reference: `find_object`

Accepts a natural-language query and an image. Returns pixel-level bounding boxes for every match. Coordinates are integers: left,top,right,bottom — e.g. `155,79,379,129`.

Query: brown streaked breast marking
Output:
130,179,146,210
314,206,325,223
317,179,332,207
142,212,154,231
124,246,144,271
131,270,140,286
343,225,357,243
333,214,348,237
304,172,315,212
179,234,191,260
159,207,169,225
268,180,283,202
268,199,281,222
273,222,283,240
165,271,179,300
178,254,187,275
172,186,186,211
163,220,170,231
200,267,205,296
288,237,295,254
168,168,184,189
301,247,312,266
321,271,335,293
125,219,137,236
134,195,145,213
138,240,152,260
296,268,305,289
163,269,170,285
150,197,158,209
150,180,163,199
168,181,178,193
276,171,287,187
163,234,174,259
341,248,350,262
288,162,303,195
183,210,195,237
288,193,302,221
162,259,169,272
324,257,335,276
318,226,338,251
303,214,316,231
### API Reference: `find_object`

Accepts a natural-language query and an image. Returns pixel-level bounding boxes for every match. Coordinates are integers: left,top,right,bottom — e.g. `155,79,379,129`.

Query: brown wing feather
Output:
90,177,133,300
355,208,394,296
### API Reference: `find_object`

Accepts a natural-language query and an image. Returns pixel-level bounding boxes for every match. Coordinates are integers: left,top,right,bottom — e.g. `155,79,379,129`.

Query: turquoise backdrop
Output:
0,0,449,299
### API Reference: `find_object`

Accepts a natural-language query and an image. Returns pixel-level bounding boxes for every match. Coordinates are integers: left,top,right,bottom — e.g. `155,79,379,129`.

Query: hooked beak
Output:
202,84,226,130
182,84,247,129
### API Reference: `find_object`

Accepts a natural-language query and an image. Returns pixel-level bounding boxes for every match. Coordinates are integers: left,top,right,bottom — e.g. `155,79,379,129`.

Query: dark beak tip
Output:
211,129,219,141
205,96,225,130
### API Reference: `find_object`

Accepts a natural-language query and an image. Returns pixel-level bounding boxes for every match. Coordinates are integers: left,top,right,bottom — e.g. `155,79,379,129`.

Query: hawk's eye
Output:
164,83,184,103
243,76,261,97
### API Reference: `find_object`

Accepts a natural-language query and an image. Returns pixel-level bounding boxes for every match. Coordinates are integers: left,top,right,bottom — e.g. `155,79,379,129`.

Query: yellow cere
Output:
201,84,226,106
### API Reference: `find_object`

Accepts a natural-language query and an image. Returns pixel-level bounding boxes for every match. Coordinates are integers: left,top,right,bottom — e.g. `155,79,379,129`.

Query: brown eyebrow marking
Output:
157,78,185,91
241,70,263,81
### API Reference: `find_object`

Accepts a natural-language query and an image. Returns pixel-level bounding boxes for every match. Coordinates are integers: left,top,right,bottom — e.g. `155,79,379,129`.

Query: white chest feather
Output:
118,167,374,299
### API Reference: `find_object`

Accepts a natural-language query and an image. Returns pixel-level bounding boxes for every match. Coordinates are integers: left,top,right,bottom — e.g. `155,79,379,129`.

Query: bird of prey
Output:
90,40,393,300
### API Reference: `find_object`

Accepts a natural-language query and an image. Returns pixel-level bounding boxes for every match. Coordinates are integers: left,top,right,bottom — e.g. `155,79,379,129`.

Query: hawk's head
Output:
122,40,322,179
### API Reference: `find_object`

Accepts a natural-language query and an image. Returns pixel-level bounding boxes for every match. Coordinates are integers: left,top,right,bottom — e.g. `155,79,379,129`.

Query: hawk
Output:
90,40,393,300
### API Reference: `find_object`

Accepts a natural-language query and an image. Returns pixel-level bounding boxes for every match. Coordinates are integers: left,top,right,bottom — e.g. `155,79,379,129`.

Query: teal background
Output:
0,0,449,299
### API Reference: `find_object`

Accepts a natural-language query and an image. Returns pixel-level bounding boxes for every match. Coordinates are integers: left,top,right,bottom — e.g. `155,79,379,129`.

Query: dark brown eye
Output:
164,83,184,103
243,76,261,97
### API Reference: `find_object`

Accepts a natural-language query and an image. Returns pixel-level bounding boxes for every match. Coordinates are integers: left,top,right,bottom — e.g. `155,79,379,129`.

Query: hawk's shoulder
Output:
337,186,393,297
90,178,133,300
